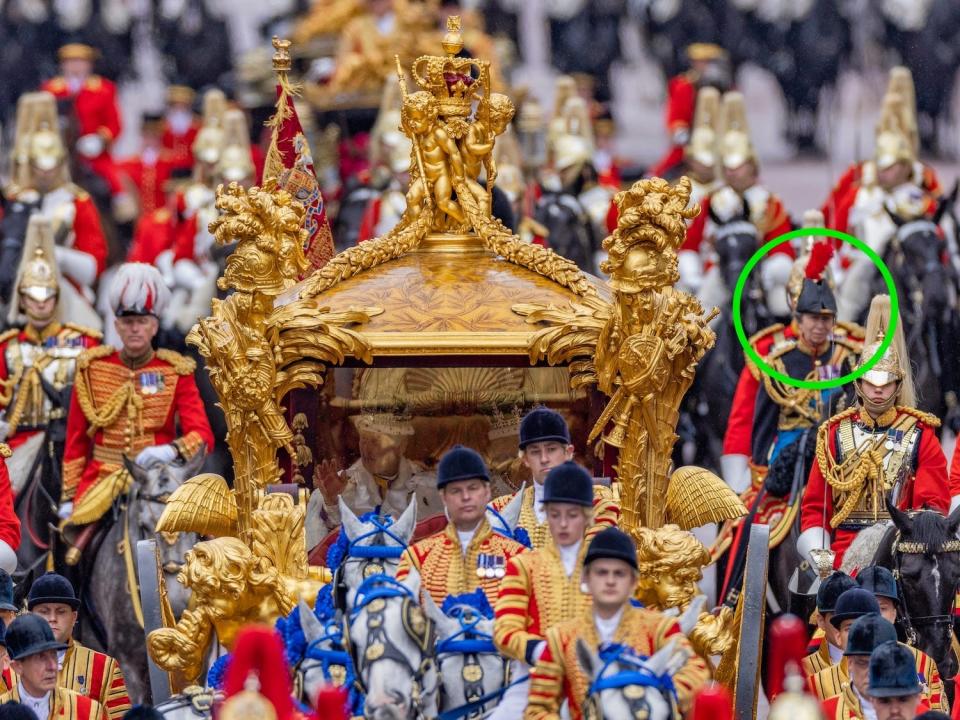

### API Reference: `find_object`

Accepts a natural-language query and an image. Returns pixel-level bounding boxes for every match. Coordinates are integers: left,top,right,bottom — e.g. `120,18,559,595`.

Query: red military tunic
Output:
525,606,709,720
396,518,527,608
127,209,177,265
683,186,794,257
118,150,174,216
648,73,696,178
822,161,941,232
493,537,592,664
161,118,200,174
61,347,214,506
40,76,124,197
0,323,101,451
0,685,107,720
801,406,949,567
0,449,20,550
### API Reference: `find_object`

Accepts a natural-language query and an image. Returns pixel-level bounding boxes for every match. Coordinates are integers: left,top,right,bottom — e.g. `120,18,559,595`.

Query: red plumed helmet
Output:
311,686,348,720
220,625,294,720
692,683,732,720
804,239,834,281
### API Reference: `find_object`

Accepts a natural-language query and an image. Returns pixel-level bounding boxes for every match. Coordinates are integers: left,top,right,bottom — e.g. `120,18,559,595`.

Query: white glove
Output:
57,502,74,520
76,133,105,158
720,454,752,495
135,444,178,468
950,495,960,515
796,526,831,568
172,258,207,291
54,245,97,288
0,540,15,573
0,420,9,442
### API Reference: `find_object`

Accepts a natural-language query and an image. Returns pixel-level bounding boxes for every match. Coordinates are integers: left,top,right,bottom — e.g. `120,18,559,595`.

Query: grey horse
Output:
84,449,205,703
576,638,690,720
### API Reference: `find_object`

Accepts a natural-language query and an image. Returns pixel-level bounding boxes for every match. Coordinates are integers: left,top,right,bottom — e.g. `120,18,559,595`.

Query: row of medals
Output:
477,553,506,579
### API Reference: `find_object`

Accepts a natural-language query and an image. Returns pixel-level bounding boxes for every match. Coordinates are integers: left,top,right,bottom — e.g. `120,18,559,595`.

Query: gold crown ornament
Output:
354,411,415,438
487,405,523,441
411,15,489,120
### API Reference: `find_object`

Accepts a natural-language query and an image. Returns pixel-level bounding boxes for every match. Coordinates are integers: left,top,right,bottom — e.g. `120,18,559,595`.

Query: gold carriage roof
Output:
276,235,611,358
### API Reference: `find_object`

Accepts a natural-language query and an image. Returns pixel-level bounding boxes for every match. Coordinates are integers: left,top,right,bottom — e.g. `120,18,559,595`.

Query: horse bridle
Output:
892,535,960,643
296,623,354,698
583,644,678,720
334,514,408,610
434,603,508,716
347,574,437,720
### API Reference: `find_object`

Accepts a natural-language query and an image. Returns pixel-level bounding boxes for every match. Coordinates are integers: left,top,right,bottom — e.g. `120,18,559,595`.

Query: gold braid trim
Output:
5,356,52,435
0,444,10,458
0,329,18,345
155,349,196,375
815,408,883,529
897,405,941,429
73,348,144,439
63,322,103,340
744,323,785,380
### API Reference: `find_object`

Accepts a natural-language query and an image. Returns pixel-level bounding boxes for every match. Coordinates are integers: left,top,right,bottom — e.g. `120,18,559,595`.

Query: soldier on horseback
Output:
490,407,617,550
58,263,214,557
2,92,108,331
798,295,951,569
0,216,100,517
525,527,709,719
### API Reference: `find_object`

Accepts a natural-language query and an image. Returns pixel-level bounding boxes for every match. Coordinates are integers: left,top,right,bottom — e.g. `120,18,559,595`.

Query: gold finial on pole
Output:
272,36,292,75
442,15,464,56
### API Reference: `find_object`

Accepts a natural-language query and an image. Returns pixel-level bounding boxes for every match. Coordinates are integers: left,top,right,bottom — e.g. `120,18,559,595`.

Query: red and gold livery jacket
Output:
61,347,214,504
118,152,175,216
802,637,838,677
127,209,177,265
807,647,946,712
491,484,619,550
0,685,107,720
0,323,101,448
161,119,200,173
396,518,527,608
723,321,863,459
801,406,949,566
494,539,591,664
525,606,709,720
60,640,130,720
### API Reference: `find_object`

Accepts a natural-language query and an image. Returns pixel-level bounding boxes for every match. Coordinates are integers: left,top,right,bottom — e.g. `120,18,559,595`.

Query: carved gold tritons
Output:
515,177,721,530
300,16,593,300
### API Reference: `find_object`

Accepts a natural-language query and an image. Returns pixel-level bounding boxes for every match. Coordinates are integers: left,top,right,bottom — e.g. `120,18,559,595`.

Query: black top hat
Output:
830,588,880,628
27,572,79,611
857,566,899,603
0,570,16,613
5,614,66,661
543,462,593,507
816,571,856,613
868,640,923,697
436,445,489,489
844,613,897,657
518,408,570,450
584,527,637,570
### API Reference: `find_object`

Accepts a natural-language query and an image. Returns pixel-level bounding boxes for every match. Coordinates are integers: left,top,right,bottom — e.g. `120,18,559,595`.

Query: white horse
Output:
576,638,691,720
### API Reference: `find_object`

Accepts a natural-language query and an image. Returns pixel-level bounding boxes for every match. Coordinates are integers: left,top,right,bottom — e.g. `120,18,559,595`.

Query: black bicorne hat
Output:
830,587,881,628
816,571,856,613
795,240,837,315
518,407,570,450
584,527,637,570
436,445,490,489
4,613,66,660
543,462,593,507
844,613,897,657
868,640,923,697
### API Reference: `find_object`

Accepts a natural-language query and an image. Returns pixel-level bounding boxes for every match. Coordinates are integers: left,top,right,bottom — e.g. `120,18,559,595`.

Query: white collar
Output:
854,686,877,720
828,641,843,664
18,681,51,716
533,482,545,523
594,607,624,644
456,523,480,555
558,540,582,577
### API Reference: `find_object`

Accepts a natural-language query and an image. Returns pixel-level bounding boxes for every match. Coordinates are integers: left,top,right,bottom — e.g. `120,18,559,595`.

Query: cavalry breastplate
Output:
831,414,921,528
4,335,85,430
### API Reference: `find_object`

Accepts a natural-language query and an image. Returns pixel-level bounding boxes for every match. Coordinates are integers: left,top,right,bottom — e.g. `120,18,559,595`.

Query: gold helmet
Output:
886,67,919,155
12,92,69,189
857,294,914,405
8,215,61,325
550,96,595,172
217,109,255,184
192,89,228,168
685,86,721,168
874,91,914,171
719,91,756,170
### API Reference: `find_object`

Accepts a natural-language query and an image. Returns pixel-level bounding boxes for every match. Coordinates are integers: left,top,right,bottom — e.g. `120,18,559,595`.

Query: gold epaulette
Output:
155,349,196,375
745,323,786,379
827,405,859,426
64,183,91,201
835,320,866,342
0,444,10,458
0,329,18,345
77,345,116,369
767,338,797,361
832,335,863,354
63,322,103,340
897,406,941,429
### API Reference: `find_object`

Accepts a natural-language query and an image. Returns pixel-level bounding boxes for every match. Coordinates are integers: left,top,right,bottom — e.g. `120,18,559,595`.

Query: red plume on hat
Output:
691,683,732,720
804,240,833,282
222,625,294,720
311,686,348,720
765,614,809,701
